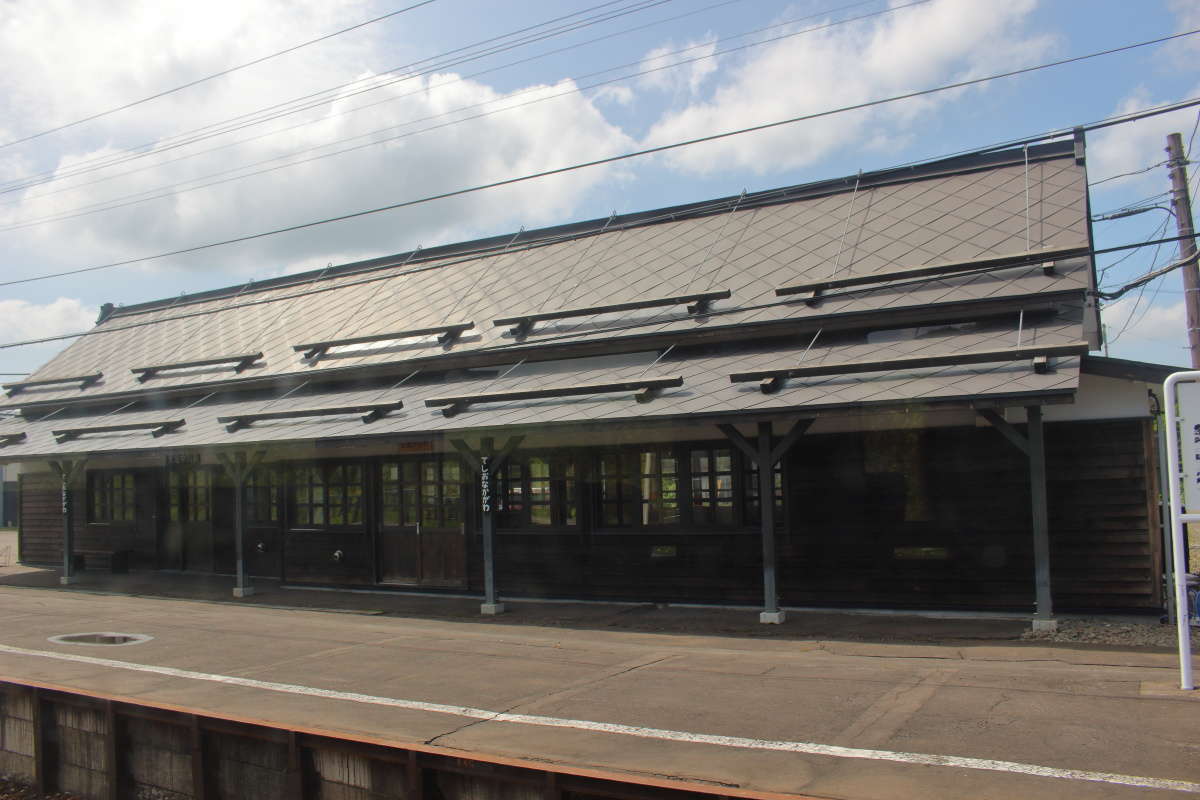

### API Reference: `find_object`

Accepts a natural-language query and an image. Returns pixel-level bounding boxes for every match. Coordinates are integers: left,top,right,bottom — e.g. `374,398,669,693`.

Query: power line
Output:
0,0,671,196
0,1,437,151
0,0,928,233
0,0,750,210
5,26,1198,290
3,223,1199,355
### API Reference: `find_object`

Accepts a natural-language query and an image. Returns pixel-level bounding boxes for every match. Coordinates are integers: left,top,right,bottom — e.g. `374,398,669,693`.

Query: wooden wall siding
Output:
0,687,36,783
283,531,374,585
1045,418,1161,610
13,419,1162,611
779,427,1037,609
122,716,193,800
3,680,732,800
491,532,762,604
43,701,112,798
19,471,155,569
17,472,65,565
207,730,290,799
244,524,283,578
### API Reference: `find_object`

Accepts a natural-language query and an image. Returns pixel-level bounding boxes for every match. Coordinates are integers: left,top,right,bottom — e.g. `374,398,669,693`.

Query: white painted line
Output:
1,642,1197,794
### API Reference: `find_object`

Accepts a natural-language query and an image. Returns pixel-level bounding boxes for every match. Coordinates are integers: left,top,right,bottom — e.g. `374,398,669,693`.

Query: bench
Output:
71,549,131,574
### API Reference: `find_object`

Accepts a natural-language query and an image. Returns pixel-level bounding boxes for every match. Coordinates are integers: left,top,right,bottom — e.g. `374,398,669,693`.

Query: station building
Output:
0,137,1175,622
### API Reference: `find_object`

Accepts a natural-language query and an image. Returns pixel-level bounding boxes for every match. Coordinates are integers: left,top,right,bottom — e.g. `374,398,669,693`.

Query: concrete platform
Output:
0,569,1198,799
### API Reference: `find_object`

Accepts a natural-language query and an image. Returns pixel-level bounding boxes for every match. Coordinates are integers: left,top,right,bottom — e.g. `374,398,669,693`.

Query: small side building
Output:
0,138,1177,622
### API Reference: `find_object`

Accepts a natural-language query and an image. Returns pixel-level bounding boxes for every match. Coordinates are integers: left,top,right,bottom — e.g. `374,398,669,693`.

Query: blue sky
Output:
0,0,1197,376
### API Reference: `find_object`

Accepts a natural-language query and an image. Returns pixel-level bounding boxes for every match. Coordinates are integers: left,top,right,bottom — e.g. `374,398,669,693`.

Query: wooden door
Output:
378,457,466,586
131,469,160,570
167,467,214,572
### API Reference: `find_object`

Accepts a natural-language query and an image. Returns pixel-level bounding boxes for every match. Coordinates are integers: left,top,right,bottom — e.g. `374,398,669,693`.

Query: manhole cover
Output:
48,632,154,646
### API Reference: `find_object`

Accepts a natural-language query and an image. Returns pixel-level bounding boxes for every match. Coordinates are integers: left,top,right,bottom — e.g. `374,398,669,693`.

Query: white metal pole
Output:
1164,371,1198,690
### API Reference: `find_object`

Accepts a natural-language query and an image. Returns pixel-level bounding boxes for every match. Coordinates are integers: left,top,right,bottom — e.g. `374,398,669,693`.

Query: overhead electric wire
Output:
0,0,880,213
0,0,753,210
0,0,673,196
0,0,930,234
5,24,1198,293
0,1,437,152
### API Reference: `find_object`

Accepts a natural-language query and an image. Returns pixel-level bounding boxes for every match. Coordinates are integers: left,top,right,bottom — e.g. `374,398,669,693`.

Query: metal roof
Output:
0,141,1098,456
0,310,1083,460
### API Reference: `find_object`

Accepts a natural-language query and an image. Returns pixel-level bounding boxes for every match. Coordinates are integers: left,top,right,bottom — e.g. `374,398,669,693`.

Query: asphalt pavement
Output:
0,570,1197,800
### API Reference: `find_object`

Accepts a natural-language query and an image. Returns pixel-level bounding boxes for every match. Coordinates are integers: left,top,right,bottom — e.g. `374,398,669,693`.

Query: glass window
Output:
291,465,326,526
89,472,135,523
599,448,678,528
245,466,282,523
496,454,578,529
381,457,464,528
690,448,735,525
167,468,210,523
746,461,784,526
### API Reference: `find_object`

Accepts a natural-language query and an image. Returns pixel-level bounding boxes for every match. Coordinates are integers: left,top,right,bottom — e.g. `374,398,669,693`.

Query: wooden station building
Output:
0,138,1176,623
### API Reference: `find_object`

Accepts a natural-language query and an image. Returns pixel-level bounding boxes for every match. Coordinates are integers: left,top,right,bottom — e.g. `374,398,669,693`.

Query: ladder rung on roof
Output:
293,324,474,360
493,291,730,339
731,342,1089,394
3,373,103,397
424,376,684,418
53,420,185,443
774,246,1085,306
131,352,263,382
218,402,403,433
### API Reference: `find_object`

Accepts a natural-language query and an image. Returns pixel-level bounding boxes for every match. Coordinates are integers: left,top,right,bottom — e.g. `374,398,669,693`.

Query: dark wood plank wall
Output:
779,426,1037,609
16,473,67,564
18,472,151,568
1046,418,1162,610
15,418,1166,611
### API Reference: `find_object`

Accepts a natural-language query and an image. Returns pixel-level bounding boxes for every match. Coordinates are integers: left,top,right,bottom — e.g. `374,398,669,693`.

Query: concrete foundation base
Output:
59,575,78,585
480,602,506,616
1031,618,1058,632
759,610,787,624
232,586,256,598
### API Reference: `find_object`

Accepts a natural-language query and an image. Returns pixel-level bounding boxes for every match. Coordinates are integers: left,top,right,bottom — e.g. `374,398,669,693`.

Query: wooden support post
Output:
543,770,562,800
50,459,86,585
978,407,1055,629
31,687,47,794
190,715,207,800
717,418,812,623
217,451,266,598
1027,405,1054,626
450,435,524,615
105,700,119,800
286,732,305,799
406,749,425,800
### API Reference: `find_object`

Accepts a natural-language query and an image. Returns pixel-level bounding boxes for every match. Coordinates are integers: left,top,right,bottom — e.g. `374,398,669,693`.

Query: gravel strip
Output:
1022,618,1200,647
0,779,81,800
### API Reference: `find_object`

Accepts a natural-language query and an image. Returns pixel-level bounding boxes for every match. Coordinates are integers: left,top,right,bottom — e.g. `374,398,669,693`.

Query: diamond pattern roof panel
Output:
8,148,1091,409
0,310,1083,460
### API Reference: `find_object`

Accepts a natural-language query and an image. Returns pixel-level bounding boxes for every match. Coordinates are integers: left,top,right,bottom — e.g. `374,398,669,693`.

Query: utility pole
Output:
1167,132,1200,367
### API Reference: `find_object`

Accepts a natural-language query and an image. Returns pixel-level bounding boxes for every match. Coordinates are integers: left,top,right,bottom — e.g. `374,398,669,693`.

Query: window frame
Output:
167,466,212,523
287,460,367,532
87,470,136,524
495,451,580,531
244,465,284,525
378,456,466,531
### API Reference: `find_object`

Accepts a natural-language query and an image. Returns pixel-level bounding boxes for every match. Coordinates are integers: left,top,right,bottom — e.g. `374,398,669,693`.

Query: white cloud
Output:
1102,295,1190,364
638,35,719,97
0,0,636,281
1088,87,1200,197
640,0,1051,175
0,297,96,343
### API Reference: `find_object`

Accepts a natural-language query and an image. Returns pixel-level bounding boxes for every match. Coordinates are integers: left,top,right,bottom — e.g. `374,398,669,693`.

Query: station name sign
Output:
1181,382,1200,509
480,455,491,513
